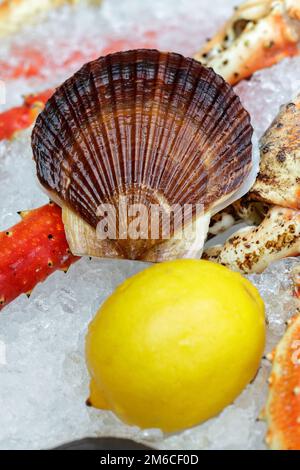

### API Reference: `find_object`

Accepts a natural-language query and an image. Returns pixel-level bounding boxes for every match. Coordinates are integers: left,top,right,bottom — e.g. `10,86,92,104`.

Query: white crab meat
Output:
194,0,300,85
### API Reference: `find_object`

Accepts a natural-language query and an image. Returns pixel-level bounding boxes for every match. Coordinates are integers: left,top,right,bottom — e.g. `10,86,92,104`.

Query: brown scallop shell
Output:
32,49,254,261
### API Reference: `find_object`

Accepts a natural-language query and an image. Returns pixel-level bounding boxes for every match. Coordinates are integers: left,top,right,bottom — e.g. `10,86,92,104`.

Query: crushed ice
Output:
0,0,299,450
0,254,298,450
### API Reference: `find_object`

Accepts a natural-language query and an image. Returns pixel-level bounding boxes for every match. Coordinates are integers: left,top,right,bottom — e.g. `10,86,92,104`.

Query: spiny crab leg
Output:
0,89,53,141
264,310,300,450
204,206,300,273
194,0,300,85
0,203,78,311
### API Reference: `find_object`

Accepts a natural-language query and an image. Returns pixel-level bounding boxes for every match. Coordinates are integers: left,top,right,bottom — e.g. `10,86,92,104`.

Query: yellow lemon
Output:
85,259,265,432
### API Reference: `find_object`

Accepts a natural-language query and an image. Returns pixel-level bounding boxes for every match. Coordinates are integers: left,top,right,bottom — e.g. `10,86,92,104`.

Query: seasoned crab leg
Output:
204,92,300,272
204,206,300,273
194,0,300,85
0,203,78,311
265,310,300,449
0,0,102,37
0,90,53,141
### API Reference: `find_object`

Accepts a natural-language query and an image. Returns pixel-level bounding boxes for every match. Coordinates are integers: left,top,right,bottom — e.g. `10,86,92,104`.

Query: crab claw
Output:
194,0,300,85
250,93,300,210
203,206,300,273
265,311,300,450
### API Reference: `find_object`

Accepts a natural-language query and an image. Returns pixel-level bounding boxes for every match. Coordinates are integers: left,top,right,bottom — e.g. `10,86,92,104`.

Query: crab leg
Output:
204,206,300,274
0,90,53,141
204,90,300,272
264,310,300,449
249,93,300,209
194,0,300,85
0,203,79,311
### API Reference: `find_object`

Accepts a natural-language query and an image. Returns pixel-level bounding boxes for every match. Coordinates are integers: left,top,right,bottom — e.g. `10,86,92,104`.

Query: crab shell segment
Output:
0,89,53,141
194,0,300,85
250,93,300,210
265,311,300,450
0,203,78,311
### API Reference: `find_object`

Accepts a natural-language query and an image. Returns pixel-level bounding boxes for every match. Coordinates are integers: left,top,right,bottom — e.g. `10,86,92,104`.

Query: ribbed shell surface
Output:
32,49,253,240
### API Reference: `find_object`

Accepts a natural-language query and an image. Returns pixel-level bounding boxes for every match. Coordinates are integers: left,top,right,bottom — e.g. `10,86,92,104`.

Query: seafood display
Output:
0,0,300,452
204,94,300,273
195,0,300,85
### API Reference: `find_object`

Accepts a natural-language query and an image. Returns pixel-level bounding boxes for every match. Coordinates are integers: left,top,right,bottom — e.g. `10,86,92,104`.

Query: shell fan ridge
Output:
32,49,255,261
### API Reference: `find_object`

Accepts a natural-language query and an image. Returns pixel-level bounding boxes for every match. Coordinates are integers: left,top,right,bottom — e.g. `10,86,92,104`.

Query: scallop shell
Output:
32,49,257,261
